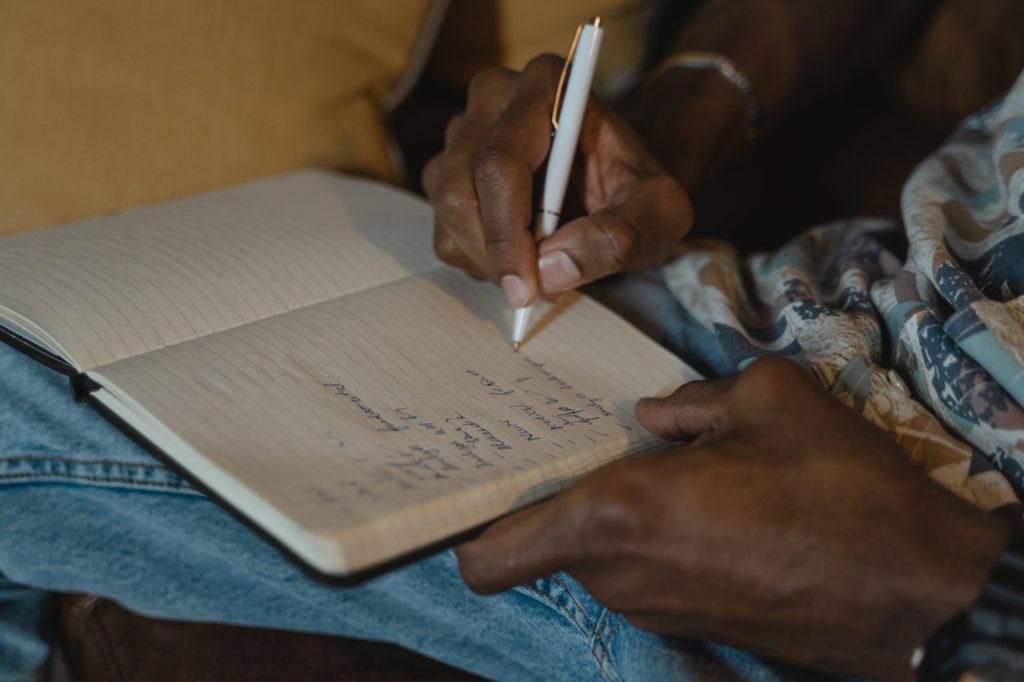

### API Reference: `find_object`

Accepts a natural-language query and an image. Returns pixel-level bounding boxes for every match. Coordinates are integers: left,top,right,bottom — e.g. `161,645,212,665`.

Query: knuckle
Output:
747,355,802,384
483,233,527,269
707,409,732,436
473,145,519,191
443,113,465,144
594,217,640,272
737,356,811,404
421,156,441,196
467,67,514,104
483,233,519,257
432,227,461,265
581,472,646,553
524,53,565,84
433,182,479,229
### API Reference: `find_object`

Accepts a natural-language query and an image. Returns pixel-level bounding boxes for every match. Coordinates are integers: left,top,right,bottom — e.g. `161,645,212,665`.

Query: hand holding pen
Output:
511,18,604,349
422,18,693,347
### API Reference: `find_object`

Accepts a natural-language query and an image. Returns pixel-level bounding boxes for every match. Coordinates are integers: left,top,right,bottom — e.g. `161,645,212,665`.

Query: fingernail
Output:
538,251,582,292
501,274,531,308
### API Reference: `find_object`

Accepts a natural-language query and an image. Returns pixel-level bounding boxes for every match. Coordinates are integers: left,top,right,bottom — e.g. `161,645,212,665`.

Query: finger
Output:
621,611,726,643
536,175,691,292
427,70,519,278
425,139,489,273
456,494,587,594
633,377,736,440
421,154,441,199
444,112,465,147
429,171,490,274
474,54,565,306
432,219,487,279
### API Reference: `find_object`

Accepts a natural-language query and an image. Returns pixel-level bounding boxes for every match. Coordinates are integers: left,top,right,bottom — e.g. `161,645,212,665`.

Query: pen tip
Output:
512,342,521,352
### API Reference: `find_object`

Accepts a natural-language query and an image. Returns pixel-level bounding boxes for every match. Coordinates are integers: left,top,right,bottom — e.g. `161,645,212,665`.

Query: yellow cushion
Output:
0,0,434,236
430,0,648,92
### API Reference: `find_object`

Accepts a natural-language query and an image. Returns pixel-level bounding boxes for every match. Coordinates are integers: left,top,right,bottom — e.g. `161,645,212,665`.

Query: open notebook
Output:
0,170,696,578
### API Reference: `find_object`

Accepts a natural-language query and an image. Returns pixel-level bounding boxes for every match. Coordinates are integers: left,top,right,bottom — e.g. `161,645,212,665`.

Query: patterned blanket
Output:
662,70,1024,514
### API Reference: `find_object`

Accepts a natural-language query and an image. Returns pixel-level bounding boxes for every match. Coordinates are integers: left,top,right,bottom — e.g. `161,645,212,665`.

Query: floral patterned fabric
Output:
662,70,1024,514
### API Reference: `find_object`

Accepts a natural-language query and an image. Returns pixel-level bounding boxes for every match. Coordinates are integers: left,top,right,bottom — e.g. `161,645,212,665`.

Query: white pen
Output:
511,17,604,351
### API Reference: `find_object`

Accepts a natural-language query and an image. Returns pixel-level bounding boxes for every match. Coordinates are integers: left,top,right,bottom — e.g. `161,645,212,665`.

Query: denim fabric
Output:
0,279,825,681
0,578,53,682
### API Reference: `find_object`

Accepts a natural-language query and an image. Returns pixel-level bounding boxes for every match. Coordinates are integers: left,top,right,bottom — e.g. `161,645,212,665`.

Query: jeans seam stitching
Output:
596,616,626,679
546,575,593,630
590,607,618,682
523,583,618,681
0,471,188,485
0,472,194,491
0,455,192,491
0,455,172,468
520,584,589,638
528,576,617,681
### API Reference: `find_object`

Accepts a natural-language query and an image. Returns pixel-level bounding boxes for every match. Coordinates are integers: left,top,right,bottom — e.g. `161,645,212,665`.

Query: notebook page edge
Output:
88,379,351,575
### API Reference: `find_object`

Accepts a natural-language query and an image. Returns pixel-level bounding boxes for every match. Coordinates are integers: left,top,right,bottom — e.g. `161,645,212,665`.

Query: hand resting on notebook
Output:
455,357,1012,681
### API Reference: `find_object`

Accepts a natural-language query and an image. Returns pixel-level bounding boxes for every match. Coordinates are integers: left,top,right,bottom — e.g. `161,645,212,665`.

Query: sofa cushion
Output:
60,594,481,681
0,0,438,237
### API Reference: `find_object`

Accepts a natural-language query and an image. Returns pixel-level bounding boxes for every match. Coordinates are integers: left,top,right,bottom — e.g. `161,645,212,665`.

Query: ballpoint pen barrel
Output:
511,20,603,350
538,211,559,239
538,23,604,228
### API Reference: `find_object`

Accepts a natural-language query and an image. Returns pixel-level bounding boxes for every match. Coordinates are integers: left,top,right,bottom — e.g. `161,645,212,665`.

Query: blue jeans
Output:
0,275,819,681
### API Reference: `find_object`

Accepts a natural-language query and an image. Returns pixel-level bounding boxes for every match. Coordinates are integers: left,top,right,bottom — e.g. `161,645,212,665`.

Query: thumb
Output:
634,377,736,440
536,174,690,293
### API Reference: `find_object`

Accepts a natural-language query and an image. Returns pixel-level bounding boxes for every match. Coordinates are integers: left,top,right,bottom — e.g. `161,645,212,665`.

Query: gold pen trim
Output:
551,25,582,131
551,17,601,131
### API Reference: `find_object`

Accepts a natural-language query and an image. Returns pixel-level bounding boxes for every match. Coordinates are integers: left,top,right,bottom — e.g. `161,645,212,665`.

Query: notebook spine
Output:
70,373,101,402
0,325,76,377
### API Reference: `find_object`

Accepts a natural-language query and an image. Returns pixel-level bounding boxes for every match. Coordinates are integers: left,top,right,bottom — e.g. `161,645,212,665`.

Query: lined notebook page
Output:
91,268,692,574
0,171,438,370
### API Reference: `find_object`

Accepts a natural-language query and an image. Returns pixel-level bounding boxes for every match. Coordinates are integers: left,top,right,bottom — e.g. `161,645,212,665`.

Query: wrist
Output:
917,522,1024,681
621,65,751,190
888,506,1013,681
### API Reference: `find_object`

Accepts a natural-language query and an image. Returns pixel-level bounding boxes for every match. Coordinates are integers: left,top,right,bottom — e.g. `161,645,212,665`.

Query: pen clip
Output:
551,17,602,130
551,24,583,131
